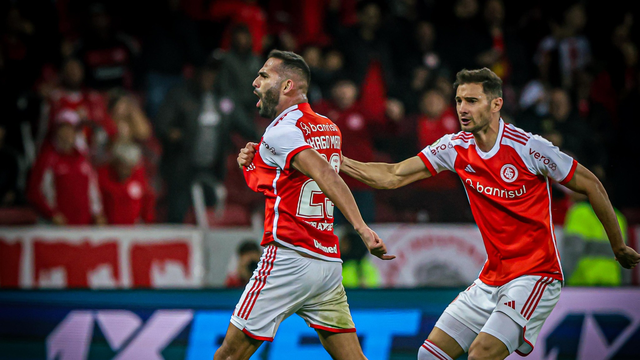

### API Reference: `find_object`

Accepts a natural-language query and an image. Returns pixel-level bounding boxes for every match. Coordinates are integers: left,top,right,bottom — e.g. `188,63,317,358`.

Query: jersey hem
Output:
271,240,343,263
479,273,563,287
417,152,437,176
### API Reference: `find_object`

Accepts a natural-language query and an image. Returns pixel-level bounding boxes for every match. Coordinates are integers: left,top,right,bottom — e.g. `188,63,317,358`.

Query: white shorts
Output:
230,244,355,341
437,275,561,355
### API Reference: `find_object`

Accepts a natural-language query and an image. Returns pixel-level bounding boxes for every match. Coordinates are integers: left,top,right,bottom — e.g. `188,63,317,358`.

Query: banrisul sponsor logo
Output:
465,178,526,199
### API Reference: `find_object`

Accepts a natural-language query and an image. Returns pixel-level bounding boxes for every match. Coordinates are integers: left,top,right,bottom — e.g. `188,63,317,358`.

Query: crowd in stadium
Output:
0,0,638,227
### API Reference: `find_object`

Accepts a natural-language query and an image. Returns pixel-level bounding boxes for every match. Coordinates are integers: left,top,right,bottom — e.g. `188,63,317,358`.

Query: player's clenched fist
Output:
357,227,396,261
237,142,258,168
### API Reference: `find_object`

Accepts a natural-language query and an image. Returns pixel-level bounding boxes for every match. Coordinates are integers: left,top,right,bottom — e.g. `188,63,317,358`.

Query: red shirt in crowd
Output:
27,146,102,225
210,0,267,55
97,165,155,225
45,89,117,146
313,100,374,190
412,106,461,191
416,106,459,148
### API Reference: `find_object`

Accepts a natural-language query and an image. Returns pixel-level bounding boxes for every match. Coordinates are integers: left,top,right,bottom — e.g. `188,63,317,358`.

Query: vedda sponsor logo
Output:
465,178,527,199
529,149,558,171
313,239,338,254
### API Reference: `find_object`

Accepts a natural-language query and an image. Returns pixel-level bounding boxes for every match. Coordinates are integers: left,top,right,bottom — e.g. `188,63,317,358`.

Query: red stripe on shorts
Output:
521,277,545,317
237,246,274,318
242,246,277,319
524,278,552,320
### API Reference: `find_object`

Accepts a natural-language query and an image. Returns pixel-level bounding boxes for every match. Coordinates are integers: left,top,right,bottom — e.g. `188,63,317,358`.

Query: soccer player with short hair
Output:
338,68,640,360
218,50,395,360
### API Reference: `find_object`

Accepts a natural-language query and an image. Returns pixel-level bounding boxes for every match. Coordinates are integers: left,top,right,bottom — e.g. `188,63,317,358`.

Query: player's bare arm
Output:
340,156,432,189
237,142,258,168
564,163,640,269
291,148,395,261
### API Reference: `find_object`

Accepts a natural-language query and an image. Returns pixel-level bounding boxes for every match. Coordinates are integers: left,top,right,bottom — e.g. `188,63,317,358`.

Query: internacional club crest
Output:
500,164,518,183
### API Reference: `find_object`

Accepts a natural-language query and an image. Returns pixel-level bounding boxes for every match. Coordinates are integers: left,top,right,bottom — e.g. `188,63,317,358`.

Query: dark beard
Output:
258,87,280,119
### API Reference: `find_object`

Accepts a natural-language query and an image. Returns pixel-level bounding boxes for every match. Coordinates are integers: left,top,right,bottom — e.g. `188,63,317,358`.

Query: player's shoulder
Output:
433,131,472,149
501,122,533,148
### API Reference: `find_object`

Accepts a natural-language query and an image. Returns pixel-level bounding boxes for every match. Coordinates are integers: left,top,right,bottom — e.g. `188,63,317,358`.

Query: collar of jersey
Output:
474,118,504,160
269,103,311,125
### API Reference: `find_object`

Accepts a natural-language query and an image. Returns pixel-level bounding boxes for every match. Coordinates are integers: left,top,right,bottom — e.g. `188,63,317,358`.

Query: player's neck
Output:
473,117,501,152
275,94,308,116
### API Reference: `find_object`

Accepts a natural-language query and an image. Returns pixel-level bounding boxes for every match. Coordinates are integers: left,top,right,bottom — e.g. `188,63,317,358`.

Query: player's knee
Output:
468,341,499,360
213,343,237,360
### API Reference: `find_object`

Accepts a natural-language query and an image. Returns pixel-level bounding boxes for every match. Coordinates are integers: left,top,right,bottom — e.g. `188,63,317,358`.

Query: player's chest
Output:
454,150,536,196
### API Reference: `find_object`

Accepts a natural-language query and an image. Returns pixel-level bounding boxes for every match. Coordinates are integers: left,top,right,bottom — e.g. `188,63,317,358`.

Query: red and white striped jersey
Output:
243,103,343,261
418,119,577,286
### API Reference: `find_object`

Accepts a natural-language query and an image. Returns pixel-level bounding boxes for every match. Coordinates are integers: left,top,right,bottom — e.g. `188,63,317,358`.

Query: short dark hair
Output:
453,68,503,99
238,240,260,255
267,49,311,87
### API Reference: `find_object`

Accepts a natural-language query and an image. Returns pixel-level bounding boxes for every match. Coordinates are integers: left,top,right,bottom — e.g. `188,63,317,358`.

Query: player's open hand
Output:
357,227,396,260
615,245,640,269
237,142,258,168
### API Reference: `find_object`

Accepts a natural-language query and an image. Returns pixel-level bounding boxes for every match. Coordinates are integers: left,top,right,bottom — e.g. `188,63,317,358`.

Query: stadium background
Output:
1,0,639,359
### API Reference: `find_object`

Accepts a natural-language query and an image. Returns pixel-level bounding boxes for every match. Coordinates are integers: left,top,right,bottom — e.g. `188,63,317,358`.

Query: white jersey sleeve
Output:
418,134,460,174
523,134,577,184
260,124,312,171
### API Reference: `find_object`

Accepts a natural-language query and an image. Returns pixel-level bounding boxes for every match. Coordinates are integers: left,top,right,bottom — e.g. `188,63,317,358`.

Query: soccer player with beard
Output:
339,68,640,360
216,50,395,360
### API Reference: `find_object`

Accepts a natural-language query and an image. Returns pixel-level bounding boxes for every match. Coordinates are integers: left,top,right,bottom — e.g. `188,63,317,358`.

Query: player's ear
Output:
282,79,294,94
492,97,504,113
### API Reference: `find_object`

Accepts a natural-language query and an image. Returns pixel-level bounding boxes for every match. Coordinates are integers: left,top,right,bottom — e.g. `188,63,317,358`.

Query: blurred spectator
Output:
39,57,116,161
301,44,326,103
314,79,378,223
141,0,205,120
0,124,23,207
404,21,450,113
71,2,140,91
97,141,155,225
562,190,630,286
225,239,261,288
0,5,40,96
27,110,105,225
439,0,485,74
339,227,381,288
326,0,400,121
476,0,528,87
209,0,267,55
107,89,152,144
534,3,591,90
476,0,528,114
414,89,459,149
217,24,262,126
545,88,605,177
156,55,257,223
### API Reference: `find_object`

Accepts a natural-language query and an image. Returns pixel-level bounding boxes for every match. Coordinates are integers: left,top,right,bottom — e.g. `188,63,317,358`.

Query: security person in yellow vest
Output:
562,191,630,286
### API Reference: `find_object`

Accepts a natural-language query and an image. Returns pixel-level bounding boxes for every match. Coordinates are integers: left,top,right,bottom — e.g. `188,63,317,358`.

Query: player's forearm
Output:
341,157,400,189
315,167,367,231
586,181,626,253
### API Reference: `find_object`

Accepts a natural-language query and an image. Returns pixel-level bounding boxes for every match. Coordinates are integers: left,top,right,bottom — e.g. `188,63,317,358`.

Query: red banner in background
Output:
0,227,203,289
